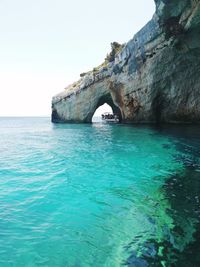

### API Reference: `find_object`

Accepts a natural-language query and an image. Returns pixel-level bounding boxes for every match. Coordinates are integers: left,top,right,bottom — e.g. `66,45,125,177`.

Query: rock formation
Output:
52,0,200,123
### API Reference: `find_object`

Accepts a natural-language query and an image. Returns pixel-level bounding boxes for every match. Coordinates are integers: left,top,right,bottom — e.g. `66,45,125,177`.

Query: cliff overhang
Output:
52,0,200,123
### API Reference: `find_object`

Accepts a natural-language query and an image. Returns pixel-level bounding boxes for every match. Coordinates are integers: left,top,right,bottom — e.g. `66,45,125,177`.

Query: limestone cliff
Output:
52,0,200,123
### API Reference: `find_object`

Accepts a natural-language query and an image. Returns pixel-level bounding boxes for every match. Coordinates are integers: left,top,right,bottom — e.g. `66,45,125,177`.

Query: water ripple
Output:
0,118,200,266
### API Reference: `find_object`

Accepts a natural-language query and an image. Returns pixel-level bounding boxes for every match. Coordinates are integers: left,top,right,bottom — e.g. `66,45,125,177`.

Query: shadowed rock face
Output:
52,0,200,123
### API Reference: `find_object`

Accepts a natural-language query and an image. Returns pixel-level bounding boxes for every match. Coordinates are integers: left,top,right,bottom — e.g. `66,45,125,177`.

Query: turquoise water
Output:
0,118,200,267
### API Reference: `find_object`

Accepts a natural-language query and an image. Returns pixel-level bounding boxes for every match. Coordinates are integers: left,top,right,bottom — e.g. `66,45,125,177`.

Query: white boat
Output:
101,112,119,123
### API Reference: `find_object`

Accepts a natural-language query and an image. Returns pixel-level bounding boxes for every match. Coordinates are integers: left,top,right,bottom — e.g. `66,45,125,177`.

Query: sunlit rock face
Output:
52,0,200,123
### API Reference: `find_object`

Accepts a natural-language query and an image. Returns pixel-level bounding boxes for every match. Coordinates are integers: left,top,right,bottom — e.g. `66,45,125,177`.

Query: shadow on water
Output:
124,125,200,267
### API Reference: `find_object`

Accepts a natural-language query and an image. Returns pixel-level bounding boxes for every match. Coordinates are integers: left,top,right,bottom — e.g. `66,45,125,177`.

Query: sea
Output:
0,117,200,267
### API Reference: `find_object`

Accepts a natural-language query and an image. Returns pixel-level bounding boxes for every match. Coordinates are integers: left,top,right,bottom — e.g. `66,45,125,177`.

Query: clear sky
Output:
0,0,155,116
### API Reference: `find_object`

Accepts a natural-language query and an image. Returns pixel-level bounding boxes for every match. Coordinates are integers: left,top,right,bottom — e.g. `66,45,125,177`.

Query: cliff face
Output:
52,0,200,123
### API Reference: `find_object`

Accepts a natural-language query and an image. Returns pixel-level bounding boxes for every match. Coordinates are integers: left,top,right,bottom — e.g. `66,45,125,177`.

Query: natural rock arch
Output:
52,0,200,124
52,79,124,123
92,103,113,120
87,93,122,123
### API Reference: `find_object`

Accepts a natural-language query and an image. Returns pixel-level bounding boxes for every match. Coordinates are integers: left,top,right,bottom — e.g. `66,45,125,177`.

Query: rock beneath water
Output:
52,0,200,124
125,251,149,267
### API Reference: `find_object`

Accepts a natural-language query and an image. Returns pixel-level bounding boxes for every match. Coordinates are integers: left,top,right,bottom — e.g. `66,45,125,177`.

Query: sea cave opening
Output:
91,99,122,123
92,103,113,123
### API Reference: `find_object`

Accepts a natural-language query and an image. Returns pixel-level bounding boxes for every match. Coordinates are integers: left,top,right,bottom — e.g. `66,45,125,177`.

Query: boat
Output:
101,112,119,123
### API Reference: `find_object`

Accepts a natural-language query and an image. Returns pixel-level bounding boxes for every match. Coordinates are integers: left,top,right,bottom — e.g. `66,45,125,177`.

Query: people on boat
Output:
101,113,119,121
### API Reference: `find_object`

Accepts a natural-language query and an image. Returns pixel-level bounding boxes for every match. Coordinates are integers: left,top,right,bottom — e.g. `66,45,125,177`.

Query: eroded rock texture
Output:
52,0,200,123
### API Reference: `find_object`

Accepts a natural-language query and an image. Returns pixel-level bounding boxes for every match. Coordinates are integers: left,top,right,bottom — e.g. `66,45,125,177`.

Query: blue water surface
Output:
0,117,200,267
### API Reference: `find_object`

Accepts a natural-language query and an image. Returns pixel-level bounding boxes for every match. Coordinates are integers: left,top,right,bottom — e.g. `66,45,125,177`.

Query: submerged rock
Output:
52,0,200,123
